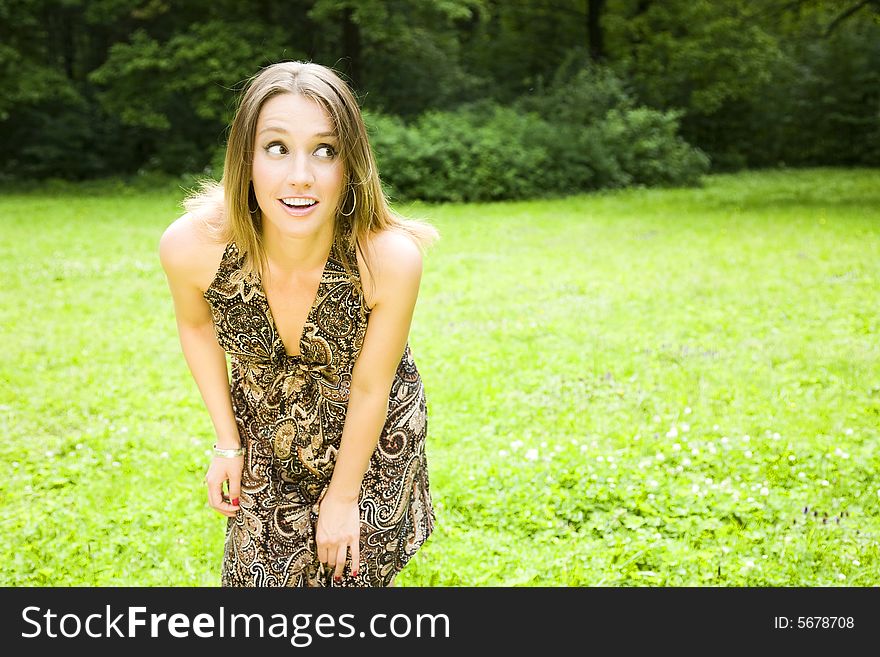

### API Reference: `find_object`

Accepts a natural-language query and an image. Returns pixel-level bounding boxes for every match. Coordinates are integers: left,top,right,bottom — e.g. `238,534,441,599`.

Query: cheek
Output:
251,157,278,196
322,165,345,198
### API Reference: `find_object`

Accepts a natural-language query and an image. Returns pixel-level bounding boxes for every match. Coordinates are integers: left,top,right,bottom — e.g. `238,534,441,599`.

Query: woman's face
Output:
251,93,344,243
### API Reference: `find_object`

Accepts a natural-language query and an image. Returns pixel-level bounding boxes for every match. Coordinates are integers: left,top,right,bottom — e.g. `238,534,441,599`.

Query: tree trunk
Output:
587,0,606,62
342,6,362,89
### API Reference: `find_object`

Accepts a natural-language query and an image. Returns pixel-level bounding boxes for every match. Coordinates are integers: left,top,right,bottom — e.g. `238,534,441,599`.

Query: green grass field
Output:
1,167,878,586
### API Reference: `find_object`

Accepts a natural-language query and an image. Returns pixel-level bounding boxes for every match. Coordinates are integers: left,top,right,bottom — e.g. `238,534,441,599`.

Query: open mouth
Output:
280,197,318,208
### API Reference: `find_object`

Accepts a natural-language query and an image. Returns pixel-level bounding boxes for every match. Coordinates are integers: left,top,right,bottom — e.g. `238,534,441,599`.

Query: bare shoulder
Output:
159,212,227,292
357,228,423,309
365,228,422,274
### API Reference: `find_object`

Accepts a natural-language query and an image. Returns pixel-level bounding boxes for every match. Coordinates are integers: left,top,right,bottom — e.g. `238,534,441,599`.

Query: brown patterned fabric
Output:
202,234,434,587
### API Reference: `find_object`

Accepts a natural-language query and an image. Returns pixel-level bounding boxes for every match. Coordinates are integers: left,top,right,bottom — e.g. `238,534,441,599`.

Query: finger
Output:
317,546,329,568
228,470,241,508
350,536,360,578
207,479,237,518
333,544,347,581
326,549,337,570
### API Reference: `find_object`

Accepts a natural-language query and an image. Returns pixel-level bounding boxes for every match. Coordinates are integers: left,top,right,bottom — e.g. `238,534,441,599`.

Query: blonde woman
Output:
159,61,437,587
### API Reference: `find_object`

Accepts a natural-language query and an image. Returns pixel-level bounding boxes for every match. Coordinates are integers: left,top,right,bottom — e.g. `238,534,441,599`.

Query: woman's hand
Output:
316,494,361,581
205,455,243,518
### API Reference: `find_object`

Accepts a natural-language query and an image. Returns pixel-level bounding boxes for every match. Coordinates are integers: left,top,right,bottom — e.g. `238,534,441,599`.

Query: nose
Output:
286,151,314,188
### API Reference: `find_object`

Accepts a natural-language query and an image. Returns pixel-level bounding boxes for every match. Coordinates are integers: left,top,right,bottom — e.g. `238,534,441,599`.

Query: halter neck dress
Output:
202,234,434,587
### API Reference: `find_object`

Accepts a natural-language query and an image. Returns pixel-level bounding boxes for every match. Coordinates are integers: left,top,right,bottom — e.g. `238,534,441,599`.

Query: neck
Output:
261,223,334,278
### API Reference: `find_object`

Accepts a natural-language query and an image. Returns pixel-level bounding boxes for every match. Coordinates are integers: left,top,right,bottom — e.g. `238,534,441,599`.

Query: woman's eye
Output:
265,143,286,155
314,145,336,159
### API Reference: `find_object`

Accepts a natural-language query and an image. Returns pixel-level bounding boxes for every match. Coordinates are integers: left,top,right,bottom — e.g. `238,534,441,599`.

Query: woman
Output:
159,61,437,587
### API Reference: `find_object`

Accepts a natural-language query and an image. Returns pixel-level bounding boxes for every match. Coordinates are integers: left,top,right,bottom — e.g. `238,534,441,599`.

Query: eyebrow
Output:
258,126,337,138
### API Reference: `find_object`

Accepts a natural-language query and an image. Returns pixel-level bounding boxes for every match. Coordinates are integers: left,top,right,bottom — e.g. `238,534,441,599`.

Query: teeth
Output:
281,198,316,207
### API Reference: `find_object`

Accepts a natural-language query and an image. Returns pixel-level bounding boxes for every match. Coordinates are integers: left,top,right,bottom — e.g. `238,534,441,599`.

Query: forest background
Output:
2,0,878,199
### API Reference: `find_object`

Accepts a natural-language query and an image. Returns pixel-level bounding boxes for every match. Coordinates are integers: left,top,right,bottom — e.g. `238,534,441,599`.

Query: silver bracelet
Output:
213,444,244,458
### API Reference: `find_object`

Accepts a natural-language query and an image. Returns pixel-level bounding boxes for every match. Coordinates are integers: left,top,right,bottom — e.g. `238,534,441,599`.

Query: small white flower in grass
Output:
788,454,796,461
742,434,750,442
524,448,539,461
498,449,509,458
112,461,121,467
691,447,699,456
760,486,769,496
511,440,523,451
672,443,681,452
713,424,719,431
744,450,752,458
853,559,860,566
160,451,169,459
845,428,853,436
666,426,678,438
773,432,781,439
655,452,665,462
820,479,829,487
838,573,846,581
675,465,683,473
46,451,54,458
540,441,547,448
798,472,806,478
580,444,588,453
708,445,717,455
720,436,728,444
682,458,691,467
681,423,690,432
692,484,700,494
684,407,692,415
653,415,661,423
743,559,755,570
607,455,614,462
12,461,19,468
876,489,880,498
647,479,658,489
76,443,83,450
596,455,605,462
610,463,617,470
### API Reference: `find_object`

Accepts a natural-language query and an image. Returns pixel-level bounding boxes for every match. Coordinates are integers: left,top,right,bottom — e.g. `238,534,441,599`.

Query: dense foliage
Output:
0,0,877,196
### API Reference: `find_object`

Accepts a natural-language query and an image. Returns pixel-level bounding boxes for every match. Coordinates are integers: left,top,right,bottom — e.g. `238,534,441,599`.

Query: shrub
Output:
367,96,709,202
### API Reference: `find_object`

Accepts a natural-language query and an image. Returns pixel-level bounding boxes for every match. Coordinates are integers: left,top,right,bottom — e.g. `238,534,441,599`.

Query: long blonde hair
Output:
184,60,438,290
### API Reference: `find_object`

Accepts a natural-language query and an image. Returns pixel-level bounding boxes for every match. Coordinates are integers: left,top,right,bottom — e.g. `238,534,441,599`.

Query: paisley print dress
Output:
202,235,434,587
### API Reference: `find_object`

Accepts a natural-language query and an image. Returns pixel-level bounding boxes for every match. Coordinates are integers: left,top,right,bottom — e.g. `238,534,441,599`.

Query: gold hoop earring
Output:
340,189,357,217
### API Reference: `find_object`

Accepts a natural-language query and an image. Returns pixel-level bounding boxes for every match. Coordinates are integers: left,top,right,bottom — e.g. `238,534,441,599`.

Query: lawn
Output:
1,167,878,586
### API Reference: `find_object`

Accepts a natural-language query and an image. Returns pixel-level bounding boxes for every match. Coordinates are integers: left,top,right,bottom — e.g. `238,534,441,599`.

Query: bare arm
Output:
159,215,241,517
316,229,424,578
